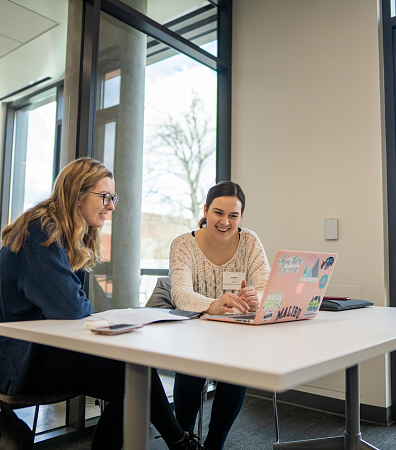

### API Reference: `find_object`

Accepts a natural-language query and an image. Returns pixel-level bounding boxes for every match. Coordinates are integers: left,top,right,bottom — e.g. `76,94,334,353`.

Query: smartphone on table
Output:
92,324,143,335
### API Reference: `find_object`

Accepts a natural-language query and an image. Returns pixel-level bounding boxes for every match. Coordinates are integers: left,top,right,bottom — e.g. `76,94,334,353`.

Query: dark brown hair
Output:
198,181,245,228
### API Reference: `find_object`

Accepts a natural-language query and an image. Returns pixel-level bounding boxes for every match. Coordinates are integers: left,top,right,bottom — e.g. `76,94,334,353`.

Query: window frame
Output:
76,0,232,179
381,0,396,422
76,0,232,279
1,81,63,230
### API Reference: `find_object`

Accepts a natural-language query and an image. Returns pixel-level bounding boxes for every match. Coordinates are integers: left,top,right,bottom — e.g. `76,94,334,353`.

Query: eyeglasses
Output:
90,192,119,207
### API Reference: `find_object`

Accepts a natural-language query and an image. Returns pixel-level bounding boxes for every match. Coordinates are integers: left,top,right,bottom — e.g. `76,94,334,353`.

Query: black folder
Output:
320,298,373,311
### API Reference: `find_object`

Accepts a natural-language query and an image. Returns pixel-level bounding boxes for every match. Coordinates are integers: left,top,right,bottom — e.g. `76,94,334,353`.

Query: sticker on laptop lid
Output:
300,254,319,283
304,295,321,317
262,309,274,322
321,257,335,271
274,305,302,322
262,291,283,311
319,275,328,289
277,255,304,274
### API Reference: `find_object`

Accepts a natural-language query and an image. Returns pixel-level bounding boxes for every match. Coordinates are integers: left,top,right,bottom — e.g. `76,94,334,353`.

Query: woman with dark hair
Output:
169,181,271,450
0,158,202,450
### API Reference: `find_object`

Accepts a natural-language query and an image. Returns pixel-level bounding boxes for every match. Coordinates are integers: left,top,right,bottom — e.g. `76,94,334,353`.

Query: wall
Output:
232,0,389,409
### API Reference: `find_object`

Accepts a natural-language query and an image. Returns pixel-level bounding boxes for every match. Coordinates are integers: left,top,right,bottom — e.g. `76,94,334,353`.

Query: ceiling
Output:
0,0,59,59
0,0,68,101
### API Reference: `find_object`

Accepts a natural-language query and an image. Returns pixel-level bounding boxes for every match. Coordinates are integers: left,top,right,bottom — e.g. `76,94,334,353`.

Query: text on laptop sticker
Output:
277,255,304,274
275,305,302,322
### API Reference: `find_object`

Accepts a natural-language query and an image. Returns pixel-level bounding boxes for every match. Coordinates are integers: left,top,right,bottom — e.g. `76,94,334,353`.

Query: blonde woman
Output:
0,158,202,450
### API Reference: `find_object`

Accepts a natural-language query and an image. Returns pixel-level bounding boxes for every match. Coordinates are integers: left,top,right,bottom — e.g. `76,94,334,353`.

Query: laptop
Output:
202,250,337,325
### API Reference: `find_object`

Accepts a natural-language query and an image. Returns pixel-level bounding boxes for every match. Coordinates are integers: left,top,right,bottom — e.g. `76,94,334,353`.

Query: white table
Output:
1,307,396,450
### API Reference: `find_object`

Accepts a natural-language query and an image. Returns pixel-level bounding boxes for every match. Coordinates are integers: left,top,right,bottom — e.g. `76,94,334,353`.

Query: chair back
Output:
145,277,174,309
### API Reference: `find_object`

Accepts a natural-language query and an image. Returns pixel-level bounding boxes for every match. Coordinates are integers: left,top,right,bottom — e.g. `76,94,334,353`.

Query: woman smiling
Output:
169,181,271,450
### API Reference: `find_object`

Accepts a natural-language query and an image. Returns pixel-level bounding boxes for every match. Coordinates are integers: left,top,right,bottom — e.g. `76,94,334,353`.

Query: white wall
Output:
232,0,389,408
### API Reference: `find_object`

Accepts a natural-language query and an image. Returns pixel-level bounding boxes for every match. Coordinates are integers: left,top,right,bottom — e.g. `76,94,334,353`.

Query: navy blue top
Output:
0,219,93,395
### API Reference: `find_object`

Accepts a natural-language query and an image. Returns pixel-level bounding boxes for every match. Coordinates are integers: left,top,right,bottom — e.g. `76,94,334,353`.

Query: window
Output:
88,1,230,309
1,84,62,228
140,41,217,304
146,1,218,58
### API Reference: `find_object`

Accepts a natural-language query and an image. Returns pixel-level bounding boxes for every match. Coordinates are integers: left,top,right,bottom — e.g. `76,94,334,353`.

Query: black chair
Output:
0,392,78,436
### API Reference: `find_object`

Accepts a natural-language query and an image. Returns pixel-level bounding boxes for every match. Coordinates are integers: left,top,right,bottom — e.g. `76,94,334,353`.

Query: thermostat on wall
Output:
324,218,338,240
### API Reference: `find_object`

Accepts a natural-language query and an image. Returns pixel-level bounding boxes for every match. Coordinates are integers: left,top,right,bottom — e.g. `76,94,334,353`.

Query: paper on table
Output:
85,308,189,329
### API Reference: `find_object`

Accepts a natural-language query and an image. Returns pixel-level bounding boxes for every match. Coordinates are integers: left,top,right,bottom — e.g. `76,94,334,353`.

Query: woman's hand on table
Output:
238,280,259,312
207,293,249,315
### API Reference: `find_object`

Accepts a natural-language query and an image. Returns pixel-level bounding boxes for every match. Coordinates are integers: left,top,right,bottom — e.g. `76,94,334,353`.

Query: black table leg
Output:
273,365,380,450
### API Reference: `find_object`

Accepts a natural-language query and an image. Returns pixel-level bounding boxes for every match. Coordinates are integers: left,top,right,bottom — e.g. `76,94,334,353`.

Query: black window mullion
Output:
382,0,396,423
207,0,229,6
53,85,64,180
382,2,396,308
216,0,232,182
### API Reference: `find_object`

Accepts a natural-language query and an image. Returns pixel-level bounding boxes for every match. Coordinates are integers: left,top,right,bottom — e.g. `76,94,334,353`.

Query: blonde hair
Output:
1,158,113,272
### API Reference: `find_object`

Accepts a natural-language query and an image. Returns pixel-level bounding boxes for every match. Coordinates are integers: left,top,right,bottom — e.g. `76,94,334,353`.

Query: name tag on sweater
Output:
223,272,245,290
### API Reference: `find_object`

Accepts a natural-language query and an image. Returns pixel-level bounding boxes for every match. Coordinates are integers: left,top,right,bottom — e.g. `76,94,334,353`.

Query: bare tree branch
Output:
143,91,215,226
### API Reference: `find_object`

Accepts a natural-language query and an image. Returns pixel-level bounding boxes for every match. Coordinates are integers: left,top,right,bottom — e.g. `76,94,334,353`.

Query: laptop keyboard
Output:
227,313,257,320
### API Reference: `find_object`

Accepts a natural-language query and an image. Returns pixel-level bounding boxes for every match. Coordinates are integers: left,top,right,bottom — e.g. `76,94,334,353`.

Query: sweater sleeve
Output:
21,225,93,320
169,235,215,312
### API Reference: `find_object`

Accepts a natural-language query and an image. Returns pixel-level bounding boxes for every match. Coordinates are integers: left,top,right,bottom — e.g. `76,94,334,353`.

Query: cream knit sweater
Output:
169,228,271,312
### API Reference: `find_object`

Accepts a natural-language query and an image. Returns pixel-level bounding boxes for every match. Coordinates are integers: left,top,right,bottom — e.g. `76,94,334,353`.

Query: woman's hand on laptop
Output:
206,293,249,315
238,280,259,312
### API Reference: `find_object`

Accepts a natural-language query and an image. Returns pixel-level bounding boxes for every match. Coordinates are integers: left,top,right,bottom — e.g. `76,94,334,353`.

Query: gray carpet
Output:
46,395,396,449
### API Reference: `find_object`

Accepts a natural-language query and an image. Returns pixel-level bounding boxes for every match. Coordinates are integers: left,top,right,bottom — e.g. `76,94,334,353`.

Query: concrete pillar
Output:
108,0,147,308
96,0,147,308
61,0,82,166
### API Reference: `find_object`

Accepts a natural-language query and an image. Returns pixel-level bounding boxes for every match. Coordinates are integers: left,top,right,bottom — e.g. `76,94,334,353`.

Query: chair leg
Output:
273,392,280,443
198,391,204,443
94,398,106,414
32,405,39,435
197,380,209,443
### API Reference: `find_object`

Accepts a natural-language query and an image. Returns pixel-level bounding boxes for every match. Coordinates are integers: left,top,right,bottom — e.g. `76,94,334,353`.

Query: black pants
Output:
174,373,246,450
21,345,184,450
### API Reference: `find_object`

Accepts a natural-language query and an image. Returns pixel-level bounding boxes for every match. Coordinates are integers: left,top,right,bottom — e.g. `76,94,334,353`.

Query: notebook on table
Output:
201,250,337,325
320,297,373,311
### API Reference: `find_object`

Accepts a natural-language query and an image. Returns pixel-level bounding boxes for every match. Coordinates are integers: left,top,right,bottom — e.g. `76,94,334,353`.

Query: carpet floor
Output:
45,394,396,449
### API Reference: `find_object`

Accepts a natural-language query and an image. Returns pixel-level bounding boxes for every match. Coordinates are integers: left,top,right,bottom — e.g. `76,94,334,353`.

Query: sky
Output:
22,101,56,212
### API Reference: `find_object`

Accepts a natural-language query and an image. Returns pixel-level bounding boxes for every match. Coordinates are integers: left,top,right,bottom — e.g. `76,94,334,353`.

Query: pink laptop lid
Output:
255,250,337,324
